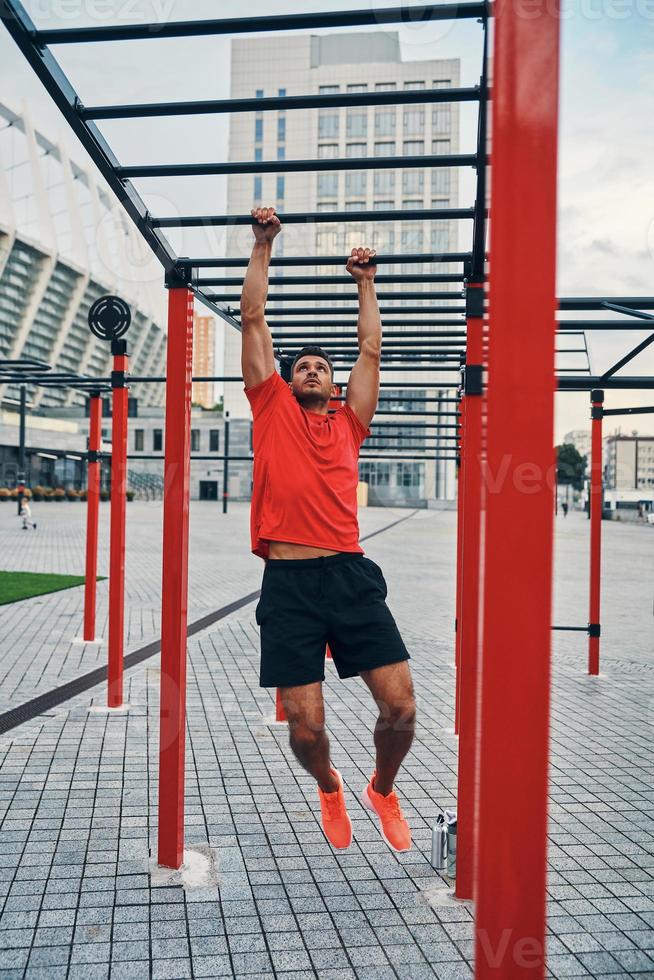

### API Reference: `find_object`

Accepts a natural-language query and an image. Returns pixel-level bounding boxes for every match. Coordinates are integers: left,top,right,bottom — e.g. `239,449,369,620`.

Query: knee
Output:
289,723,325,756
381,697,416,732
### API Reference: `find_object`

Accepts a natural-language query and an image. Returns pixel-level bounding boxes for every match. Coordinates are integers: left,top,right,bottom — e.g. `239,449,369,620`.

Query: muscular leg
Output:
279,682,339,793
359,661,417,796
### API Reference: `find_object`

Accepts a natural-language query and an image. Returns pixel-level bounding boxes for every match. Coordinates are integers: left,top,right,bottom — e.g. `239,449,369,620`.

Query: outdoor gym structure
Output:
2,2,654,978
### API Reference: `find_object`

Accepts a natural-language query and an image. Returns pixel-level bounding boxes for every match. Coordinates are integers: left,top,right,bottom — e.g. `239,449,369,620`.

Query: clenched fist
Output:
346,247,377,281
251,206,282,242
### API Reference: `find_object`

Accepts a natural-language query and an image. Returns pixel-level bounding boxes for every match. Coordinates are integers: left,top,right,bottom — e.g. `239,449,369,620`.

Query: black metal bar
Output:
256,307,465,315
34,4,489,44
601,301,654,322
83,86,482,120
0,1,178,274
154,207,475,229
180,253,472,268
557,376,654,390
551,626,589,632
557,319,654,330
119,154,476,180
127,453,455,461
559,297,654,311
600,330,654,382
197,274,466,286
268,323,466,330
602,406,654,417
18,385,26,473
211,290,465,302
222,417,230,514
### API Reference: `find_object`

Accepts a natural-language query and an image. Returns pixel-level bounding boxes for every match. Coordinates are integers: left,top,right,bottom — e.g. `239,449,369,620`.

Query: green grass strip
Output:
0,570,104,605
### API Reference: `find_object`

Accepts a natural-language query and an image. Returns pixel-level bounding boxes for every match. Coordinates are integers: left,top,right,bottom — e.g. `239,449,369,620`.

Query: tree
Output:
556,443,587,491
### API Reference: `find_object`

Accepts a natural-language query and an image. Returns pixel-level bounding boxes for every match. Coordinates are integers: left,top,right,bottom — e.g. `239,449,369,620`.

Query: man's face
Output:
289,356,335,410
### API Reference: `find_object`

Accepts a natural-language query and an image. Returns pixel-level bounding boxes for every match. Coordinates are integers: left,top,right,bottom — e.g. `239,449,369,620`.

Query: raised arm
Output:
240,206,281,389
345,247,381,430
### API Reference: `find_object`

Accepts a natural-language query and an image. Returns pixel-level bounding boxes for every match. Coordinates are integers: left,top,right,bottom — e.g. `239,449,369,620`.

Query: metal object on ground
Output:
431,814,447,871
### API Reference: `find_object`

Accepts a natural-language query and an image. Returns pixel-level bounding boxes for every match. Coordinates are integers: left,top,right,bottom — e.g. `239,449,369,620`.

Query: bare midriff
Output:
267,540,343,560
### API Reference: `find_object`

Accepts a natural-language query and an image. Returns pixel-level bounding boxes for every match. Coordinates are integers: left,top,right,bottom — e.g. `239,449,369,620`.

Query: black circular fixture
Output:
88,295,131,341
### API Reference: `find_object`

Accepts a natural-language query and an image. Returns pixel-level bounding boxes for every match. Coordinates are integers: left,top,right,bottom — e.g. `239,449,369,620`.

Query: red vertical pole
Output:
453,394,465,735
158,285,194,870
275,689,287,722
455,285,484,901
108,343,129,708
84,393,102,642
475,2,560,977
588,389,603,675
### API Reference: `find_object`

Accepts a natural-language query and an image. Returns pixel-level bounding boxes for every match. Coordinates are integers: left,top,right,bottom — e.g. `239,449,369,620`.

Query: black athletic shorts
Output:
255,552,410,688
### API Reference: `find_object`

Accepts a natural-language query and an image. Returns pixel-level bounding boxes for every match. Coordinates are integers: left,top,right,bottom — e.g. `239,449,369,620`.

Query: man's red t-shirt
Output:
244,370,371,559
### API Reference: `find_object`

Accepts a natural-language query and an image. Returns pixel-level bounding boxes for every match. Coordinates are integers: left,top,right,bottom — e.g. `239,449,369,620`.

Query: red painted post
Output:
83,393,102,642
108,343,129,707
275,689,287,722
453,394,465,735
455,284,484,901
158,284,194,870
475,2,560,977
588,389,604,675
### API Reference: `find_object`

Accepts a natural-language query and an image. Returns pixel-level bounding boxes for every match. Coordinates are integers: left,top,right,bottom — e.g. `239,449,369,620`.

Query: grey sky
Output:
1,1,653,439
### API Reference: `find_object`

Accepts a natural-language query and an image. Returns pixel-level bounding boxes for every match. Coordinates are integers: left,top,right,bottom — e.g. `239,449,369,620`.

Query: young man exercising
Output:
241,206,417,852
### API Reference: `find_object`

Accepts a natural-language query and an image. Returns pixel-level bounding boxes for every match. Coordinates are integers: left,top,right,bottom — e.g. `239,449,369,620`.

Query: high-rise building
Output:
192,314,216,409
223,32,462,503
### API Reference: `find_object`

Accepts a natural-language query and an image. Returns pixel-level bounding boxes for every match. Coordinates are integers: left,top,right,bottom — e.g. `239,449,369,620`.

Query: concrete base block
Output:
150,845,220,891
419,881,473,909
88,704,131,715
72,636,103,644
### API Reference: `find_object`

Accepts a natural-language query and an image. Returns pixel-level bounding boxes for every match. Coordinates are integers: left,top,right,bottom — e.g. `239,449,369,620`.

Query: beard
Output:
293,384,330,411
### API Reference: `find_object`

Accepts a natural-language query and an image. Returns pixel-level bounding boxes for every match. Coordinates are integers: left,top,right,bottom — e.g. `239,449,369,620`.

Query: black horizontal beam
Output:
83,86,481,120
119,154,476,180
557,376,654,391
559,297,654,312
602,406,654,416
214,291,464,302
269,323,466,331
155,207,475,228
34,4,489,44
247,307,465,315
277,341,465,349
197,274,465,286
180,253,472,268
271,330,466,338
556,319,654,330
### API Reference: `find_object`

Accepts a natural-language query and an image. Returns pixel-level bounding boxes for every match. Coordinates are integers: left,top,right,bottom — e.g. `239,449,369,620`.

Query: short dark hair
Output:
290,345,334,380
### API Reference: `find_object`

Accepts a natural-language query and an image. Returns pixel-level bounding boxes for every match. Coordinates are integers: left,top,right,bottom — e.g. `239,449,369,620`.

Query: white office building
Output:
222,32,463,504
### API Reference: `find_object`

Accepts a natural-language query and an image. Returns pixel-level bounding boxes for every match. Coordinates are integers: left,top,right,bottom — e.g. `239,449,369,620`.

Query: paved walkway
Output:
0,504,652,978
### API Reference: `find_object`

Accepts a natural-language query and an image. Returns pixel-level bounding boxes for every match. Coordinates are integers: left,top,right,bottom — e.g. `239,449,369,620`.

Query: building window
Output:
402,170,424,195
374,141,396,156
375,109,396,137
278,117,286,142
255,118,263,141
254,147,263,162
402,199,423,210
153,429,162,452
371,222,395,251
346,143,367,157
431,224,450,251
432,139,452,155
345,201,367,211
134,429,144,451
375,82,397,91
433,79,452,89
373,171,395,195
278,87,286,97
318,113,339,139
317,172,339,197
345,172,366,196
277,146,285,160
256,89,264,98
432,107,451,134
318,144,339,158
254,176,262,202
316,201,337,212
191,430,200,453
210,430,220,452
404,80,426,89
432,170,451,195
431,198,450,209
403,140,424,156
347,83,368,92
402,226,424,251
277,176,285,200
319,84,340,94
404,107,425,136
346,109,367,139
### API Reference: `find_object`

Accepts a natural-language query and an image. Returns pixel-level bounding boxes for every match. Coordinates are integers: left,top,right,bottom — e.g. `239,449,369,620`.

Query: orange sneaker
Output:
361,771,412,852
317,768,352,849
